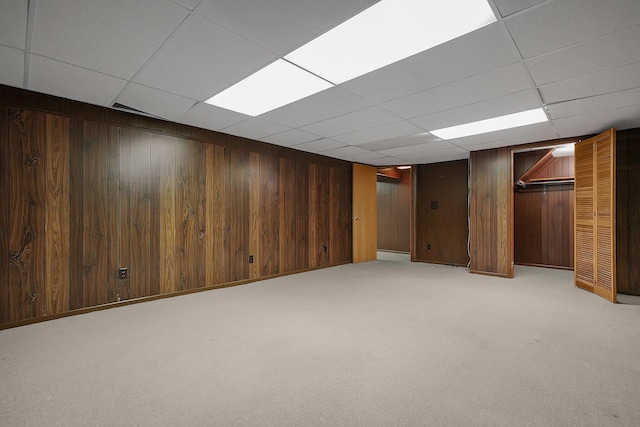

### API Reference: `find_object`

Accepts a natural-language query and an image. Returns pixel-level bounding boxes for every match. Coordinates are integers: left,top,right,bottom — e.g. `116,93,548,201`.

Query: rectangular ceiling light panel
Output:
429,108,548,140
205,59,332,116
207,0,496,116
285,0,497,84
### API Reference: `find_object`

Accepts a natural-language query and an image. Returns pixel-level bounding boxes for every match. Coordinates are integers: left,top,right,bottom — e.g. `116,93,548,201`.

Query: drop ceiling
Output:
2,0,640,165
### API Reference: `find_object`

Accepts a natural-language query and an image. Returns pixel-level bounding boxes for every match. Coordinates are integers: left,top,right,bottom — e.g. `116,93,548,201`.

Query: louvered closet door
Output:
574,129,616,303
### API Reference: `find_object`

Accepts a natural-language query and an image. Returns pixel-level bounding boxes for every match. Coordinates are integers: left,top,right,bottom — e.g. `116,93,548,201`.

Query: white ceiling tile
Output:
452,121,559,147
367,156,407,166
221,118,289,140
410,90,542,131
260,86,371,128
382,63,534,119
319,146,369,158
399,151,470,165
333,120,423,145
292,138,345,153
493,0,545,18
343,151,389,162
506,0,640,59
116,83,195,120
176,102,249,131
546,88,640,120
261,129,321,147
538,61,640,105
171,0,202,11
551,104,640,138
342,25,520,104
135,14,276,101
0,0,28,49
0,45,24,88
31,0,187,79
380,141,457,157
525,25,640,86
29,55,127,106
300,106,402,138
355,132,439,151
195,0,377,55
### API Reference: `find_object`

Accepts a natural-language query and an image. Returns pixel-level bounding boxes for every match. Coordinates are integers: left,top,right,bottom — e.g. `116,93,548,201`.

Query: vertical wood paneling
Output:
249,152,261,279
295,161,309,271
106,126,121,303
330,166,352,264
207,145,226,285
128,130,151,298
470,149,513,277
83,121,108,307
617,129,640,295
69,119,84,310
226,148,250,282
149,136,161,296
194,140,207,289
160,136,176,294
279,158,296,273
0,90,355,328
377,170,411,252
118,128,131,301
415,160,469,266
260,154,279,276
44,114,70,314
0,107,9,323
8,109,46,320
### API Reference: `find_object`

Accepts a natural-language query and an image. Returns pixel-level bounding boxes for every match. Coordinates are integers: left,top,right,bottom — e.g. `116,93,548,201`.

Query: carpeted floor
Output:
1,256,640,426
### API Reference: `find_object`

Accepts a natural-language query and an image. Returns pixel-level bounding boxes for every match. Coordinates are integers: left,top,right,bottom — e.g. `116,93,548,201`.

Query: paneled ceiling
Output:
2,0,640,165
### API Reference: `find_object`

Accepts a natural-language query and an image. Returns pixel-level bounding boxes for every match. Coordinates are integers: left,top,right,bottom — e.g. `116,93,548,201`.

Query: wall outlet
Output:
118,268,128,280
427,244,432,250
430,201,438,209
249,255,254,263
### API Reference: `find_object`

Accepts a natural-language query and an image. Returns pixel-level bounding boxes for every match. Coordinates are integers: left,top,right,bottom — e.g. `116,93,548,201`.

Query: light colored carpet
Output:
1,257,640,426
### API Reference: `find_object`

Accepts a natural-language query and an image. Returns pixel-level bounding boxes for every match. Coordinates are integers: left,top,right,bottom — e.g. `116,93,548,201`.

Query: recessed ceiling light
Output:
429,108,548,140
397,165,411,170
205,59,332,116
206,0,496,116
285,0,496,84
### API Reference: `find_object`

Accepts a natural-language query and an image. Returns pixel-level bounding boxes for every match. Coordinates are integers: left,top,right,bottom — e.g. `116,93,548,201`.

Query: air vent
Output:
111,102,162,119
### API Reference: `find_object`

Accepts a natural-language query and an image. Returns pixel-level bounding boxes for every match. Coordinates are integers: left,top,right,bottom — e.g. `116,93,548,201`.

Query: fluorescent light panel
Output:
207,0,496,116
429,108,549,140
205,59,332,117
286,0,496,84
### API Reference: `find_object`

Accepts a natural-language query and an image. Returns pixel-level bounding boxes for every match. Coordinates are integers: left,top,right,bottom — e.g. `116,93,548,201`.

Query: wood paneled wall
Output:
413,160,469,266
514,186,574,269
514,154,574,269
377,169,411,252
469,148,514,277
0,86,352,327
617,128,640,295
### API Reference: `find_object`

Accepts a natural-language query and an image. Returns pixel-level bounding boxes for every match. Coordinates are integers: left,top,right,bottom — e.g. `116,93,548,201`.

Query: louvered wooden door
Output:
574,129,616,302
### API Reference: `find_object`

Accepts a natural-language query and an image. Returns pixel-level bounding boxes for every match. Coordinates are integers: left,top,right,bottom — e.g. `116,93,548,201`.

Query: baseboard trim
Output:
0,261,352,331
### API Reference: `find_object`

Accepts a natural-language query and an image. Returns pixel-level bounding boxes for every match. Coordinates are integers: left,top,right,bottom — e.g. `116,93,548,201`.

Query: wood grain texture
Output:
0,107,9,323
330,166,352,264
617,129,640,295
249,152,261,279
469,149,513,277
68,119,84,310
44,114,70,314
260,154,279,276
8,109,46,321
83,121,108,307
352,164,377,263
0,87,354,328
414,160,469,266
160,136,177,294
377,169,411,252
